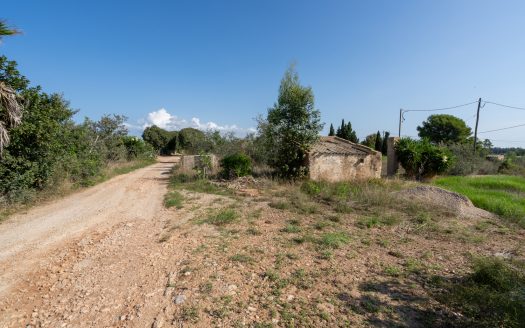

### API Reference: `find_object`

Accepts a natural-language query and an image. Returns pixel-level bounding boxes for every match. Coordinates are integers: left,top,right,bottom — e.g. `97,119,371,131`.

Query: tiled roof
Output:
310,136,377,156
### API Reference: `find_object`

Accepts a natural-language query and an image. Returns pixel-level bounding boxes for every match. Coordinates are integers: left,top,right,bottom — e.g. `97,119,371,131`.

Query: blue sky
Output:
2,0,525,147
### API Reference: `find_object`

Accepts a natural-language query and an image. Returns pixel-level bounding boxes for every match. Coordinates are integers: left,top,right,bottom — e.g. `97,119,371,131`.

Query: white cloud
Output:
131,108,255,136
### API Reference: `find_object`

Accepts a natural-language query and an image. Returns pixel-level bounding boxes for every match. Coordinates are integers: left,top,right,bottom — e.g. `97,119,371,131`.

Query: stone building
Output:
308,136,382,182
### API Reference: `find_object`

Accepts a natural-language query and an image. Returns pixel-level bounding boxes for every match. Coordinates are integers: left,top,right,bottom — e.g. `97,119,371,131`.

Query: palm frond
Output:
0,82,23,157
0,20,20,37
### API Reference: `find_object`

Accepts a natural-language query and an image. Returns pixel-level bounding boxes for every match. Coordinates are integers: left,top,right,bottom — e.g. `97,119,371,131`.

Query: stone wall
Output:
386,137,400,177
178,155,219,175
308,152,382,182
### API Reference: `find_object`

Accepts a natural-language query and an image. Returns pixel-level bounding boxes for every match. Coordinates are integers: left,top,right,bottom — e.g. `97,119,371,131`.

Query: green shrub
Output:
395,138,452,180
122,136,155,160
436,257,525,327
301,180,322,196
447,143,499,176
220,153,252,179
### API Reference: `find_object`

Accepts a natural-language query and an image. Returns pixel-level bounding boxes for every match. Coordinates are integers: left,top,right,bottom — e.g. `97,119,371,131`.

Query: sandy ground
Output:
0,157,178,327
1,159,523,327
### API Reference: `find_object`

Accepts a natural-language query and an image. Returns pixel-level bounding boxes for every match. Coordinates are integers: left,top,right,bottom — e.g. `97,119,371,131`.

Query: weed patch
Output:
317,232,350,249
433,257,525,327
164,190,184,209
202,209,239,226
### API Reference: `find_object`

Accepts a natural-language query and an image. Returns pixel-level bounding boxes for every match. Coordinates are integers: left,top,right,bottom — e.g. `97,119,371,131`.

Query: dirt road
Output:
0,157,180,327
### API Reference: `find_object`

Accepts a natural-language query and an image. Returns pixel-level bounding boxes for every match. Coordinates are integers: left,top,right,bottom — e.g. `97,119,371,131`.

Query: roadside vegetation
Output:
0,28,155,219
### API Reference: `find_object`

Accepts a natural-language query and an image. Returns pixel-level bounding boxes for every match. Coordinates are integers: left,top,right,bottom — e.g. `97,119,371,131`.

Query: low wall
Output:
309,152,382,182
177,155,219,175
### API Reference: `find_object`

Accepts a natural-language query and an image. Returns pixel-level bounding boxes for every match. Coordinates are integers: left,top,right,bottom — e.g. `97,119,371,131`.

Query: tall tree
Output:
142,125,171,153
381,131,390,155
374,130,382,151
0,20,22,157
257,65,323,178
361,133,377,148
328,123,335,136
417,114,472,144
336,119,358,143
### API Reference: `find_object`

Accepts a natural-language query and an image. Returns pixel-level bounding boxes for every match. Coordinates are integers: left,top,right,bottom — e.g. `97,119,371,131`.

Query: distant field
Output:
435,175,525,226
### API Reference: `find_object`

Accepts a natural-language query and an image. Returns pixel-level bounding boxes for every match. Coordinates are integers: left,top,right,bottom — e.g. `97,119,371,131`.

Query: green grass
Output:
356,215,400,229
435,175,525,226
164,190,184,208
317,232,350,249
433,257,525,328
202,209,239,226
230,253,254,263
169,173,231,196
281,224,301,233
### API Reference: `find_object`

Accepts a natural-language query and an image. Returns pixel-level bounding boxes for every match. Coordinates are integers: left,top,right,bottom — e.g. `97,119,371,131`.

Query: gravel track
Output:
0,157,178,327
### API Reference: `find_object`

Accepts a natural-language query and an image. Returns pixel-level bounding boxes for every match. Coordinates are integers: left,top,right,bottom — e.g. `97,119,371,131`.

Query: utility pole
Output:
473,98,482,153
398,109,403,137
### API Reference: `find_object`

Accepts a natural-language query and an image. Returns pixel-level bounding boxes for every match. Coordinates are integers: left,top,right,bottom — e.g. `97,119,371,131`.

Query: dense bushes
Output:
499,154,525,176
0,55,153,204
395,138,452,180
446,143,499,176
220,153,252,179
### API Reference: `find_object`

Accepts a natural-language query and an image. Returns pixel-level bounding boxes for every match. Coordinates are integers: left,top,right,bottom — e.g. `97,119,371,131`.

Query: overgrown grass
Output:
169,173,232,196
317,232,350,249
201,209,239,226
164,190,184,209
433,257,525,327
435,175,525,226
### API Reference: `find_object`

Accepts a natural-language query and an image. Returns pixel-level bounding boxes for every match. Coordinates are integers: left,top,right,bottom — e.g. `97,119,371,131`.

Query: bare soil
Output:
0,161,524,327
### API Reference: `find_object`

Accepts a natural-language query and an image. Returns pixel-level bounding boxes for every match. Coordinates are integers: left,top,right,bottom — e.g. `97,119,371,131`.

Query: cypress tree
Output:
374,131,382,151
381,131,390,155
329,123,335,136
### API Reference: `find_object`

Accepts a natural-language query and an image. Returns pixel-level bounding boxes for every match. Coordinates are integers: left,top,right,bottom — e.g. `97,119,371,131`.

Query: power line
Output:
487,139,525,143
484,101,525,111
399,100,479,137
479,123,525,134
403,100,478,113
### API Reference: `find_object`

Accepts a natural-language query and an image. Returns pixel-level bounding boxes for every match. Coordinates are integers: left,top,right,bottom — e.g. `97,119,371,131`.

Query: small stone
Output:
494,252,512,259
184,271,191,276
287,295,295,301
120,315,126,321
174,294,186,305
247,306,256,312
152,317,164,328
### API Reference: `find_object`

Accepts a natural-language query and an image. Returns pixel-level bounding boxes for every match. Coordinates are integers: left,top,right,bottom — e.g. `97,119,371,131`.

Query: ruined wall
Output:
308,152,382,182
178,155,219,175
387,137,400,177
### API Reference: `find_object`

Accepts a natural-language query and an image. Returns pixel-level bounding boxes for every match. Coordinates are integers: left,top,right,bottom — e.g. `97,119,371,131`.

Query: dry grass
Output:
162,174,525,327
